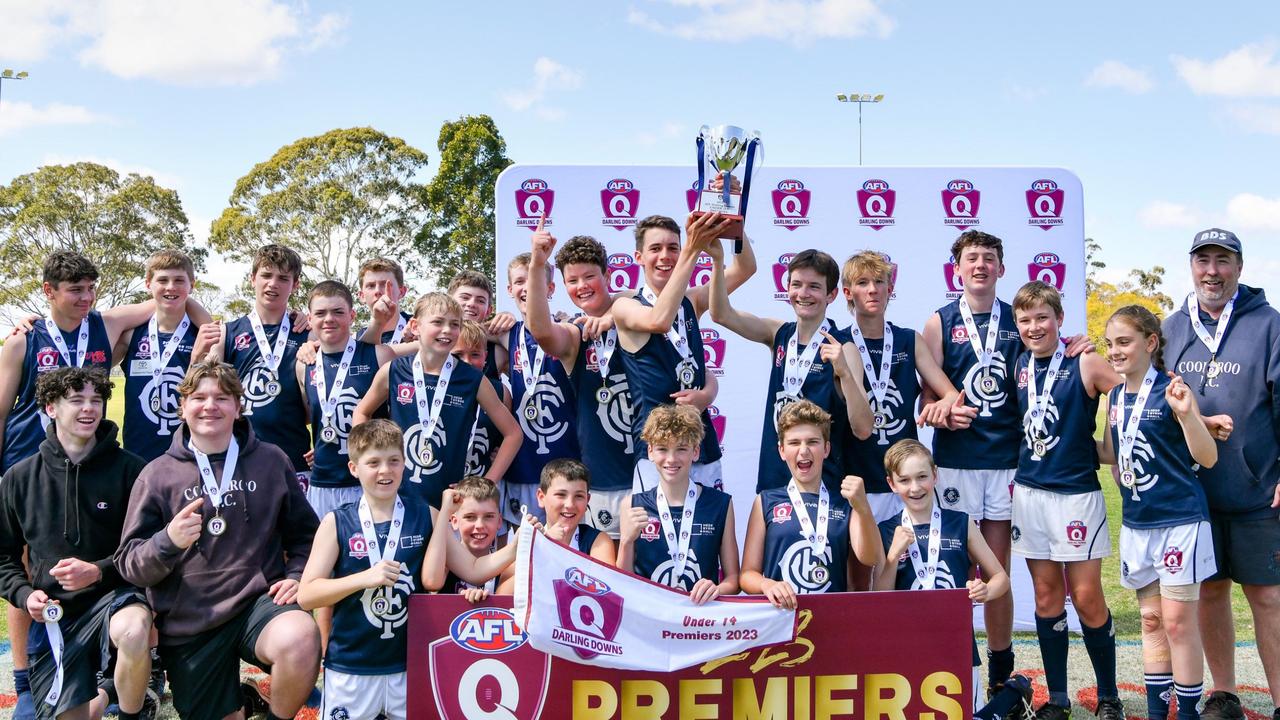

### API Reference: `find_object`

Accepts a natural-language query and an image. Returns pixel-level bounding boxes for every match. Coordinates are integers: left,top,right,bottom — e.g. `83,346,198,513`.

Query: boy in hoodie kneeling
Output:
115,361,321,720
0,367,155,720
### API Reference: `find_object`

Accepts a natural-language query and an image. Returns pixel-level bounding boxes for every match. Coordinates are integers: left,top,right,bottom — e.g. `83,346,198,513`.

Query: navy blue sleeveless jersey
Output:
569,330,635,492
121,319,197,462
757,321,847,493
355,311,413,345
931,300,1024,469
842,323,920,494
575,524,602,554
619,295,722,465
443,542,500,595
1107,373,1210,529
223,316,311,472
878,507,972,591
1015,352,1101,494
464,377,505,479
506,322,579,486
485,340,501,381
629,486,731,592
305,341,380,488
325,497,432,675
3,312,112,472
759,487,851,593
386,354,482,507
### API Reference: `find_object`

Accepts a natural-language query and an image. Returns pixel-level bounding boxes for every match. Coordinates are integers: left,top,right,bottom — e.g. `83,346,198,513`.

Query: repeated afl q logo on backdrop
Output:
857,179,896,230
1029,252,1066,291
772,252,797,302
607,253,641,293
430,607,549,720
515,178,554,228
1026,179,1064,230
600,178,640,231
941,179,981,227
770,179,811,230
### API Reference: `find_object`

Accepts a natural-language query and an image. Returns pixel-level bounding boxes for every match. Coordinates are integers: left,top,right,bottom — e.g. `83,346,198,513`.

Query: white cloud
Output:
1085,60,1153,94
40,154,183,190
1226,193,1280,231
1138,201,1201,229
1227,104,1280,135
629,0,893,46
1172,41,1280,97
0,101,106,137
501,57,583,120
0,0,346,86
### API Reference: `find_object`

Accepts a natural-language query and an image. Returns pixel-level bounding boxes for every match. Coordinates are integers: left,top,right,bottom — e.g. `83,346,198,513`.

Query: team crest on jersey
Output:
233,332,252,351
781,541,833,593
142,368,186,435
950,326,969,344
640,520,660,542
594,371,634,451
870,388,907,446
1026,179,1065,230
348,532,370,559
771,504,794,524
35,347,60,368
361,566,415,638
1163,546,1184,573
701,329,726,377
857,179,896,230
942,487,961,506
394,382,415,405
963,353,1010,418
771,252,797,302
1065,520,1088,548
519,379,571,454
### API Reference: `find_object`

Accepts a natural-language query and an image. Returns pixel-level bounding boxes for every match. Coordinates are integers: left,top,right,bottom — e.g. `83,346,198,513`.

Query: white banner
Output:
512,521,796,672
496,164,1085,632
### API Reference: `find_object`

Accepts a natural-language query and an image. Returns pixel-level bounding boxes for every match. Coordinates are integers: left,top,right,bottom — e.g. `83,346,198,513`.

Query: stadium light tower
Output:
835,92,884,165
0,69,30,115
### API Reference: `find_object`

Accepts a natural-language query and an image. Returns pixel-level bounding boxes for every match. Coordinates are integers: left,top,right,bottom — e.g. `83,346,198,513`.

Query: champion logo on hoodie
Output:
96,502,109,510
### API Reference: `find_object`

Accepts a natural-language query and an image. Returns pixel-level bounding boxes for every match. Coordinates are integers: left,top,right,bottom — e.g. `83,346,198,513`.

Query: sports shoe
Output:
1033,703,1071,720
1096,697,1125,720
1201,691,1244,720
1004,675,1035,720
138,688,160,720
147,649,166,700
240,681,270,719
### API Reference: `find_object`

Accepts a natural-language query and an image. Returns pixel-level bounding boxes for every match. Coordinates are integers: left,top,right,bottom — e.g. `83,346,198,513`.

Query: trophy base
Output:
690,210,744,251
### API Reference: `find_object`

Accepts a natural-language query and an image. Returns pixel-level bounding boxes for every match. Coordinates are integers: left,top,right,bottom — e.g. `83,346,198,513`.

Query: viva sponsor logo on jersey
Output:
1026,179,1064,230
430,607,550,720
1029,252,1066,291
941,179,981,227
771,252,797,302
514,345,571,454
857,178,896,230
701,329,727,378
515,178,554,228
551,567,625,661
600,178,639,231
943,256,965,300
771,179,811,230
606,253,641,293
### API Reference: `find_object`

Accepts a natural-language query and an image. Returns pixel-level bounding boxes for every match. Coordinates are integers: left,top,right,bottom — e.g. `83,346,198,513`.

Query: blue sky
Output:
2,1,1278,307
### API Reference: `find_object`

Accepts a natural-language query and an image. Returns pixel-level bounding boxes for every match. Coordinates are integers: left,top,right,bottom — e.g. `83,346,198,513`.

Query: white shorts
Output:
867,492,905,524
632,459,723,494
1120,521,1216,590
935,468,1014,522
1011,484,1111,561
501,482,543,528
322,669,407,720
585,488,629,539
307,485,363,519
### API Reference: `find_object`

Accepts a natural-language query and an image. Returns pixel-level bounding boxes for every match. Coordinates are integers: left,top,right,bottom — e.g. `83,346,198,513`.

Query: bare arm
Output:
706,239,779,346
298,513,362,611
1096,393,1117,465
966,521,1010,602
689,229,758,319
872,526,911,592
588,532,616,565
842,476,884,569
352,363,390,426
1081,351,1122,399
919,312,945,404
1168,373,1218,468
526,223,582,363
478,379,522,482
0,334,28,462
715,504,740,597
100,300,158,349
738,497,768,594
421,506,446,592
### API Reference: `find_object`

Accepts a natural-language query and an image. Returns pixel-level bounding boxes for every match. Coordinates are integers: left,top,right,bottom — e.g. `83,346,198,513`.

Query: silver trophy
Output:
694,124,762,251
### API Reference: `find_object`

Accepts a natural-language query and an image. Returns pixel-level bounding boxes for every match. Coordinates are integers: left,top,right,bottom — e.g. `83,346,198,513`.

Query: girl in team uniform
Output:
1011,281,1124,720
618,404,739,604
1101,305,1218,720
741,400,882,608
872,439,1009,713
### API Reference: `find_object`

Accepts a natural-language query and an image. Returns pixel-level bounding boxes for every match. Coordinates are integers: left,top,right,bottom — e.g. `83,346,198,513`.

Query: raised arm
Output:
613,213,730,338
705,233,778,346
689,227,757,318
1167,372,1218,469
965,521,1009,603
525,223,581,363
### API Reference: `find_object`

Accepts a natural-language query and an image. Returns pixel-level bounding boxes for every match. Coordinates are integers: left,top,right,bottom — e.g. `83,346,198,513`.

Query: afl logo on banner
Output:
772,252,797,302
771,179,811,230
1029,252,1066,290
606,253,640,292
1026,179,1064,230
600,178,639,231
701,329,726,377
941,179,980,227
430,607,550,720
857,179,896,230
515,178,554,228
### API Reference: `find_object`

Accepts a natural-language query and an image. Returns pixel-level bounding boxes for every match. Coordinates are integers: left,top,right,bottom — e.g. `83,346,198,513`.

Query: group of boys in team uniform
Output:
0,213,1275,720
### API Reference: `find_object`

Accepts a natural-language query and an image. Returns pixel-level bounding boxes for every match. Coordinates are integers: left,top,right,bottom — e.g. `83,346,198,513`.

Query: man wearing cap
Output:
1163,228,1280,720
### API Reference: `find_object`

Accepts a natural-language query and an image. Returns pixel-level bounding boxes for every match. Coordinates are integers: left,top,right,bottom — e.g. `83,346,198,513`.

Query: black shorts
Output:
160,594,301,720
27,588,149,720
1207,510,1280,585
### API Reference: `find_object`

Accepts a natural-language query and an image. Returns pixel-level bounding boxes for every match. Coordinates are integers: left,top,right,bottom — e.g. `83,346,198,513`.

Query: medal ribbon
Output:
358,496,405,567
785,480,830,554
248,311,292,375
1026,347,1065,438
591,327,618,387
958,298,1001,378
1116,365,1158,501
781,320,830,397
1186,291,1237,356
43,317,89,368
147,313,191,436
901,503,942,589
516,327,548,415
848,320,894,409
639,286,697,387
389,314,408,344
314,339,357,434
655,483,700,585
412,354,455,463
43,619,64,706
193,436,240,511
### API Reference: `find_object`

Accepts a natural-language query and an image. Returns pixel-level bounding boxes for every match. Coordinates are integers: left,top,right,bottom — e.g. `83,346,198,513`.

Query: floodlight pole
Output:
835,93,884,165
0,70,31,116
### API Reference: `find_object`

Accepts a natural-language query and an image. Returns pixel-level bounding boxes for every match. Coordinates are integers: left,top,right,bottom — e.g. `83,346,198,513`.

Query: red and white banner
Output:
511,521,795,672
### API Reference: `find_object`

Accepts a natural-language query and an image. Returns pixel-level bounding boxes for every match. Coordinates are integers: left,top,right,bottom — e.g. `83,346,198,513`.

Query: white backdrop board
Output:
495,165,1086,631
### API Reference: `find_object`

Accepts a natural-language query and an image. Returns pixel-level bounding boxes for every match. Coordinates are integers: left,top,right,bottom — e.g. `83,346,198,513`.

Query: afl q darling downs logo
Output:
771,179,811,230
600,178,640,231
606,253,641,292
430,607,550,720
1029,252,1066,291
1026,179,1064,230
515,178,554,228
857,179,896,230
772,252,797,302
941,179,980,227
